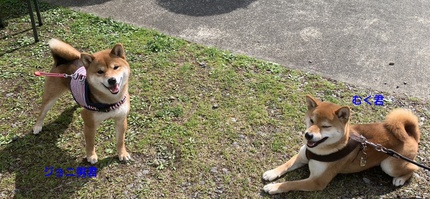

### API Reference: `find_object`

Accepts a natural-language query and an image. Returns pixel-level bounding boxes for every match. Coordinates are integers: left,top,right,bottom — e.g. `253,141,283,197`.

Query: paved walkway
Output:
42,0,430,100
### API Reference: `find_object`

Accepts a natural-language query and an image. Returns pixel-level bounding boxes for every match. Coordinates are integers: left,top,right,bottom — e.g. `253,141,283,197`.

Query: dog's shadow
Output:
260,166,400,198
0,106,116,198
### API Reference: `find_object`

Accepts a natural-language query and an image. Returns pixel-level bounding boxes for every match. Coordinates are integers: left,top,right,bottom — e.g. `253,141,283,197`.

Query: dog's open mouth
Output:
307,137,328,148
104,84,120,94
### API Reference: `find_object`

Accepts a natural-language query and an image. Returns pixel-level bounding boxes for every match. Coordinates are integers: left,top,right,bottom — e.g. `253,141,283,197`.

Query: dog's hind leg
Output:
33,77,68,134
381,157,419,186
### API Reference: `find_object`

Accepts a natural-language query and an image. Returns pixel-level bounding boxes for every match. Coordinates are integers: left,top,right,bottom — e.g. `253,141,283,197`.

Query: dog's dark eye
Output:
97,70,104,74
310,119,314,124
113,66,119,70
322,125,331,128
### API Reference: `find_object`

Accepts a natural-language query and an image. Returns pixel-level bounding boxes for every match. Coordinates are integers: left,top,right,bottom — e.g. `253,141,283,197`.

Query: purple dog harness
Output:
35,67,126,112
70,67,126,112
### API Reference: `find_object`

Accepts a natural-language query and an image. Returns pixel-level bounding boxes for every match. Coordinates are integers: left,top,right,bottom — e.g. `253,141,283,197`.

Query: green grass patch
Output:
0,0,429,198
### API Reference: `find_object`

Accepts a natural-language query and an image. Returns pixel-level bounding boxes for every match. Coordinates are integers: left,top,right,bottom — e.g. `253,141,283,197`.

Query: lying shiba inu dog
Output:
263,95,420,194
33,38,131,164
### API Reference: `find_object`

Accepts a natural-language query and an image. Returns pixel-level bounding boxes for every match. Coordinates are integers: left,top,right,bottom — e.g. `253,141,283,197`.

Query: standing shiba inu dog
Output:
33,38,131,164
263,95,420,194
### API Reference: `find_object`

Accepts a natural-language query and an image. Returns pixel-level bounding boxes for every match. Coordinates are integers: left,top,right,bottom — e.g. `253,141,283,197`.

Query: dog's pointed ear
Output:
111,43,126,59
81,53,95,68
336,106,350,123
306,95,319,110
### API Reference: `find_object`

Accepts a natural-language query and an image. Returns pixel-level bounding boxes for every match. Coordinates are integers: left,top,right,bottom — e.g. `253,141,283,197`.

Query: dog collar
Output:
305,138,360,162
70,67,127,112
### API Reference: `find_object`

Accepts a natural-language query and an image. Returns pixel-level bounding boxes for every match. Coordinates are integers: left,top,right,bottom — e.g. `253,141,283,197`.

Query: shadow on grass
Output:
0,0,110,21
0,0,112,57
259,165,399,198
0,106,116,198
0,0,49,26
0,36,35,57
0,0,51,56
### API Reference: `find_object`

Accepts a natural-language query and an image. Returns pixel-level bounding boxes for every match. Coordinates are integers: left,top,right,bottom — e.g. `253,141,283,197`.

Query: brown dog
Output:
33,38,131,164
263,95,420,194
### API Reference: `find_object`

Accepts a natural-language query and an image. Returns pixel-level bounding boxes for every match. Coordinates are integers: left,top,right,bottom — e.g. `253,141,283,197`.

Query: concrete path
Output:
42,0,430,100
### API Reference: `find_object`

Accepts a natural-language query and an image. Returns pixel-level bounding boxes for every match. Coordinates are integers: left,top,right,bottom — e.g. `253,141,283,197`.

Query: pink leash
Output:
34,71,73,78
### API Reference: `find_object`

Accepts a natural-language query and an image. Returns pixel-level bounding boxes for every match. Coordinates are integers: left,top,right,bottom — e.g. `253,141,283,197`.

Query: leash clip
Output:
351,134,368,167
63,74,73,78
375,144,387,152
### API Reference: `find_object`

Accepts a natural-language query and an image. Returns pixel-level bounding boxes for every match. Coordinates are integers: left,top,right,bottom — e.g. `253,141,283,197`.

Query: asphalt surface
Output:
42,0,430,100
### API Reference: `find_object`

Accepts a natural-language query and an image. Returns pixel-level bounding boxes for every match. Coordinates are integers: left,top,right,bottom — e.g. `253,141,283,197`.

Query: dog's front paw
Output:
33,125,42,134
87,154,98,164
263,169,280,181
118,151,131,161
263,183,282,194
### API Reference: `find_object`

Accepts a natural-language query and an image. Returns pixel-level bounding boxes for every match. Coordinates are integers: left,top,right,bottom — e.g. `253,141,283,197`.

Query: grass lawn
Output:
0,1,429,198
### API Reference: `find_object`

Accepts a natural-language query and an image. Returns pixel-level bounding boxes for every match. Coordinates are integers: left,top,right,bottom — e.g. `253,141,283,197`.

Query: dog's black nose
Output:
108,78,117,86
305,132,313,140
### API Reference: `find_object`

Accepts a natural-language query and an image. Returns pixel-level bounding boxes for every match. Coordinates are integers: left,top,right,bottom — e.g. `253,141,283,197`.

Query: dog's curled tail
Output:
384,108,420,143
48,38,81,66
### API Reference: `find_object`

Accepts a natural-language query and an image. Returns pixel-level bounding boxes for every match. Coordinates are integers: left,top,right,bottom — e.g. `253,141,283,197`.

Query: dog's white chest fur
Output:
308,160,329,177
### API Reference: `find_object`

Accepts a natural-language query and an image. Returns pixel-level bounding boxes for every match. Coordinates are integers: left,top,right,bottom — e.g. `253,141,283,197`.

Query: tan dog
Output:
263,95,420,194
33,38,131,164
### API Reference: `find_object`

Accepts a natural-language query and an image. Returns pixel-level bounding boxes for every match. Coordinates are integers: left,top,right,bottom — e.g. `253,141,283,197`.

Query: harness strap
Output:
306,138,360,162
84,95,127,112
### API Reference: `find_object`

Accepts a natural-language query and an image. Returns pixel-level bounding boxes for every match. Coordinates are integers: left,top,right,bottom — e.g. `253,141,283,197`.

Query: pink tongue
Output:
109,84,119,93
307,141,316,147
